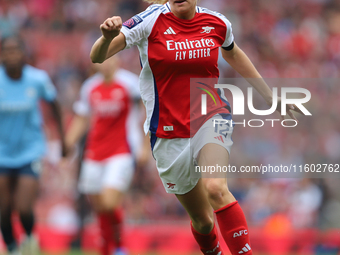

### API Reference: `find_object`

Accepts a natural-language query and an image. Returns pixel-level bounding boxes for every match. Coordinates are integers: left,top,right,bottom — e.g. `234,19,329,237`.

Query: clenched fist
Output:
100,16,123,41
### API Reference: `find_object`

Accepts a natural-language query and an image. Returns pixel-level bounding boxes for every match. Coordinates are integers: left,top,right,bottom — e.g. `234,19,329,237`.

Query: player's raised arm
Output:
221,43,273,104
90,16,126,63
64,114,90,156
221,43,301,120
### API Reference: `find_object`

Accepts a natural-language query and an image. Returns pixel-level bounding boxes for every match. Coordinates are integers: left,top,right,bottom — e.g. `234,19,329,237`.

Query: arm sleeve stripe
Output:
165,3,171,12
141,6,161,18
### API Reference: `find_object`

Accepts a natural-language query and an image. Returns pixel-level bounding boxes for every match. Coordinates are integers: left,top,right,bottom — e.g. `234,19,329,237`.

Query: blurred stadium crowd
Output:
1,0,340,242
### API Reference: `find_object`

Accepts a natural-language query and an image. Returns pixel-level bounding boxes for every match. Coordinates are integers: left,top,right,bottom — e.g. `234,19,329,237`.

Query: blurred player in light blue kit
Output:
0,36,65,255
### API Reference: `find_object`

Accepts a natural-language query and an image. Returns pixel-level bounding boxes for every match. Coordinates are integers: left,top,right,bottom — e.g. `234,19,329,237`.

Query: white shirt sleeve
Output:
115,69,140,101
211,11,234,48
73,74,102,116
115,69,143,157
221,17,234,48
200,8,234,48
120,4,163,49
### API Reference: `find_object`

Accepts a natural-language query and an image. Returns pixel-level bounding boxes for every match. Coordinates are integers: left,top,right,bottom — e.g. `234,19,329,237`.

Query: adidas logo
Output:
206,242,219,254
238,243,251,254
214,135,224,143
164,27,176,34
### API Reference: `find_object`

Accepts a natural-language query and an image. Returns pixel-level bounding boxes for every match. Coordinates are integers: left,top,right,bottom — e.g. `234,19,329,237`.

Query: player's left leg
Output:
102,187,124,250
100,188,125,255
78,159,116,255
96,154,134,255
198,143,252,255
0,174,19,254
89,188,125,255
15,163,40,255
101,188,123,212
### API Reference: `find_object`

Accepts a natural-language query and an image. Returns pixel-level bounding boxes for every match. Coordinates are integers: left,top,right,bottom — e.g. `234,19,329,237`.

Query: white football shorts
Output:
78,153,135,194
152,114,234,195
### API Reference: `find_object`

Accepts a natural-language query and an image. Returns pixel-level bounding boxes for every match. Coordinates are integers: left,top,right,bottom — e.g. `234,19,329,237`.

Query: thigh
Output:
87,190,123,213
87,194,102,212
198,142,231,190
198,143,236,208
19,160,42,178
153,138,199,195
101,188,123,211
100,154,134,210
78,159,103,194
102,154,135,193
15,175,39,213
198,142,230,178
192,113,233,178
0,174,12,209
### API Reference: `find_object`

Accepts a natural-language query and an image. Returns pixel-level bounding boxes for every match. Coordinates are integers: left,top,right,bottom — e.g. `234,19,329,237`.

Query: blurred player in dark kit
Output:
0,36,65,255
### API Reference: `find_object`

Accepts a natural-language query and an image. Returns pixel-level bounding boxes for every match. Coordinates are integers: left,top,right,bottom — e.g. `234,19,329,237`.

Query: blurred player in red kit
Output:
65,56,147,255
90,0,301,254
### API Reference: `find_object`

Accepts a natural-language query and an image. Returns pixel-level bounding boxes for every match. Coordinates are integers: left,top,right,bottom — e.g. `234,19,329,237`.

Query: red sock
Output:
191,222,224,255
215,201,252,255
112,208,124,248
98,212,114,255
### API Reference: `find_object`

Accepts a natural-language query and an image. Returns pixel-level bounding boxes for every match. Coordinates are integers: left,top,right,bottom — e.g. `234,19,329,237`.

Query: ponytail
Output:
143,0,168,4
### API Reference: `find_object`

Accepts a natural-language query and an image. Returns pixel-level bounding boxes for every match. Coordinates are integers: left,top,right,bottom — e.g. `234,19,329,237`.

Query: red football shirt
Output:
121,3,233,139
73,70,141,161
84,82,130,160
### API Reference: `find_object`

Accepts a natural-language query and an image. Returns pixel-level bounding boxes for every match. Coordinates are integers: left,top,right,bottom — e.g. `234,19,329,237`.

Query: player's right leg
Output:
78,155,134,255
87,194,115,255
88,191,124,255
15,170,40,255
99,189,125,255
176,179,224,255
78,160,112,255
0,170,20,255
152,138,223,255
98,154,134,255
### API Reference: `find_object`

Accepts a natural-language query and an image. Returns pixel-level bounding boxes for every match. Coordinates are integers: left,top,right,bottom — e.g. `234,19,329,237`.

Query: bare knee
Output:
100,189,122,212
191,213,214,234
16,204,33,216
0,183,11,210
100,198,119,212
0,198,11,212
204,179,234,209
205,179,227,200
89,197,117,213
15,196,35,215
0,203,11,217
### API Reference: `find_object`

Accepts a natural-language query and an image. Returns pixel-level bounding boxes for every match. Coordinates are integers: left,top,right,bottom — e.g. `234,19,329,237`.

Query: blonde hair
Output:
143,0,168,4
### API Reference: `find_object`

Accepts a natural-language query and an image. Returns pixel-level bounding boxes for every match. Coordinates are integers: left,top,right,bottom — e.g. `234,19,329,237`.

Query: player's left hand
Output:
136,149,150,168
275,97,304,121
